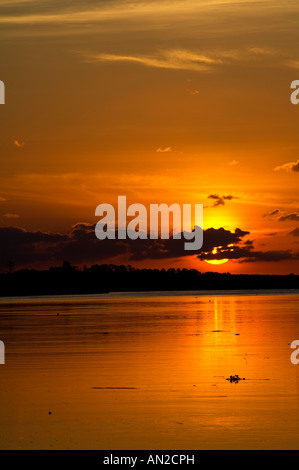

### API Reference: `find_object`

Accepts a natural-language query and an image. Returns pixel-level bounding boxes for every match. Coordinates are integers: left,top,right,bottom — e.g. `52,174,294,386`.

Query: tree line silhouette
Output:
0,262,298,297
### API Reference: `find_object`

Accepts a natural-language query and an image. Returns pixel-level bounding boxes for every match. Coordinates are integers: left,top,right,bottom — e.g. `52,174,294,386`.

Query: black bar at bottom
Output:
1,450,283,467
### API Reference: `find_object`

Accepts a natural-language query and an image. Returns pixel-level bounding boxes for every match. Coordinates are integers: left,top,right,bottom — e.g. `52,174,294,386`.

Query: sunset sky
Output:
0,0,299,273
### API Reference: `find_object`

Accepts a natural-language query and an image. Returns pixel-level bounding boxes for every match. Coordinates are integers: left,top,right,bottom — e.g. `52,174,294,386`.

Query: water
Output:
0,291,299,449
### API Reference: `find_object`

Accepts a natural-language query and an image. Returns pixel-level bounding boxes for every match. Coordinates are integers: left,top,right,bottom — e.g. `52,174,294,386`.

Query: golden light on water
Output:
1,293,299,449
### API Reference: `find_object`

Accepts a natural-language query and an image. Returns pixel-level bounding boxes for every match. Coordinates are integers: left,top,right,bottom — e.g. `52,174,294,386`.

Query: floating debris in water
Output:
91,387,138,390
226,375,245,383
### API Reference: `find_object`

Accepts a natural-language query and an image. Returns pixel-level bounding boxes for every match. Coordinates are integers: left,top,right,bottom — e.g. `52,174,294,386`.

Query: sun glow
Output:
205,259,229,265
204,247,229,265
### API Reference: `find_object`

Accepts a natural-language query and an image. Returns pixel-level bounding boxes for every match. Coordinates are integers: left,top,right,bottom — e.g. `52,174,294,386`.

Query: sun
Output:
205,259,229,265
204,247,229,265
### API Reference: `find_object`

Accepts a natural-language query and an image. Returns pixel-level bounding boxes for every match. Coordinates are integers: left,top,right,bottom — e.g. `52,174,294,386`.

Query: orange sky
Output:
0,0,299,274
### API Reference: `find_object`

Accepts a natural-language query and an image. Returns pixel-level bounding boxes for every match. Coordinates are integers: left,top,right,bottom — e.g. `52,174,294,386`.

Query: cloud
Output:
85,49,220,73
0,226,66,244
58,225,252,264
289,228,299,237
274,159,299,172
0,224,248,267
0,197,6,202
286,60,299,70
0,226,68,266
265,209,280,217
0,1,270,29
83,45,281,73
208,194,238,207
201,227,249,252
198,246,299,263
0,223,297,269
264,209,299,222
247,47,274,56
14,140,25,147
3,213,20,219
228,160,239,166
240,250,298,263
156,147,172,153
129,227,251,261
278,212,299,222
0,0,298,45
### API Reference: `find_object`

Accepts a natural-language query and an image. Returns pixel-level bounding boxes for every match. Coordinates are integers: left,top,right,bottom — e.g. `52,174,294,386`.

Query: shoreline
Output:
0,288,299,303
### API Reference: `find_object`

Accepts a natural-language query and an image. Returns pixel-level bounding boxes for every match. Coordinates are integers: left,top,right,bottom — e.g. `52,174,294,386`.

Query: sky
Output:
0,0,299,273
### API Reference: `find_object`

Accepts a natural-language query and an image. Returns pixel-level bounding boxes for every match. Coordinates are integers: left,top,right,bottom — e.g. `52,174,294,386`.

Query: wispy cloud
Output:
0,0,298,44
274,159,299,172
0,1,276,26
82,45,282,73
3,213,20,219
156,147,172,153
286,60,299,70
85,49,221,72
0,1,243,26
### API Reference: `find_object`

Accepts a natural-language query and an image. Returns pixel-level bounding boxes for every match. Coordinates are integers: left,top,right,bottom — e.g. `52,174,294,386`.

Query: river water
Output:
0,291,298,449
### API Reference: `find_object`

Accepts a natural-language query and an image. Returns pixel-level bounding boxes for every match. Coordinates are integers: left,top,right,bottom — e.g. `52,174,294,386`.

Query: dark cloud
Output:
0,224,298,269
128,227,249,260
0,226,68,266
264,210,299,222
241,250,299,263
0,226,67,245
126,227,250,261
278,213,299,222
207,194,237,207
264,209,280,218
198,245,299,263
289,228,299,237
201,227,249,252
